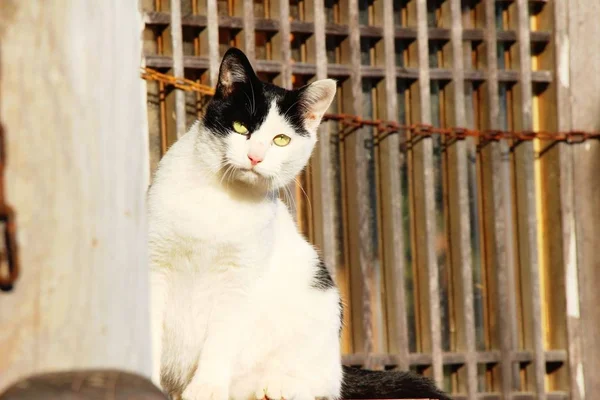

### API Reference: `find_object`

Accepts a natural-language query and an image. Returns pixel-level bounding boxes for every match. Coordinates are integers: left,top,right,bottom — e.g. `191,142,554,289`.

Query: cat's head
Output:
202,47,336,191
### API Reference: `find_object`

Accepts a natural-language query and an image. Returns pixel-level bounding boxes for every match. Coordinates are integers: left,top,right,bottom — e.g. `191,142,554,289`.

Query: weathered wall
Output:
0,0,150,391
569,0,600,397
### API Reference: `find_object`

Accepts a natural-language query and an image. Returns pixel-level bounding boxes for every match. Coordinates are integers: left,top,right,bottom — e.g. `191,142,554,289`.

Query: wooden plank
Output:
308,0,353,356
207,0,220,86
170,0,187,138
342,349,567,367
482,0,519,394
540,1,584,398
145,12,554,45
378,0,409,372
274,0,297,223
277,0,292,88
409,0,443,387
0,1,151,391
512,0,545,398
143,55,554,83
445,0,477,397
342,0,387,368
568,0,600,397
243,0,256,63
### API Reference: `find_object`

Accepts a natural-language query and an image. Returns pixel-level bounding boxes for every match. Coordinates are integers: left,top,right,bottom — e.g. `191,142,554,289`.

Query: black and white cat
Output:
148,47,450,400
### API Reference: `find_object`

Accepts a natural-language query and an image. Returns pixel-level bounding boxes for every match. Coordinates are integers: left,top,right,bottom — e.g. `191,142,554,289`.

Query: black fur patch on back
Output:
311,259,335,290
203,48,310,138
341,366,451,400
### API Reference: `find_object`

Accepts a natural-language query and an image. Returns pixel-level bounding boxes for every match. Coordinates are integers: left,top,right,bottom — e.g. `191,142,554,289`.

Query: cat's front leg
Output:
181,298,247,400
181,336,233,400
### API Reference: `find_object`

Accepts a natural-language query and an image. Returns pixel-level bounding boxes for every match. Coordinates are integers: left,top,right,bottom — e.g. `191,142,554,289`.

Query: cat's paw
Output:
254,379,311,400
255,382,284,400
182,381,228,400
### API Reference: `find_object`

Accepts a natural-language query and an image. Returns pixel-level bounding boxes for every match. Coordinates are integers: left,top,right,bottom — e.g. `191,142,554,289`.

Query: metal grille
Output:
141,1,582,398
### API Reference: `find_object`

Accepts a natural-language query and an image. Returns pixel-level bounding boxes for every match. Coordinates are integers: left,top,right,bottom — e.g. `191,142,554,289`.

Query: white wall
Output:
0,0,151,391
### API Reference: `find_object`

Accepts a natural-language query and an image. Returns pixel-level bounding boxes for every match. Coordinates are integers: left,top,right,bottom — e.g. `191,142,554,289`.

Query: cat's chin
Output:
230,169,274,192
237,168,262,183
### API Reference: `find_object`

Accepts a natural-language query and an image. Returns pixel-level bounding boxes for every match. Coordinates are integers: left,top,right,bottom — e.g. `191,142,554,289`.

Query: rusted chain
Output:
140,68,600,144
141,67,215,95
0,121,19,292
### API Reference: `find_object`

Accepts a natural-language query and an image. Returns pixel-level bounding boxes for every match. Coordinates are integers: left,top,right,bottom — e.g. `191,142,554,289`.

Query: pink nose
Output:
248,154,263,166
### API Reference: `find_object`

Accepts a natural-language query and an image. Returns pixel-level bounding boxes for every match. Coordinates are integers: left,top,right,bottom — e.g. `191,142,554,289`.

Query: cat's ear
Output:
300,79,337,132
215,47,257,97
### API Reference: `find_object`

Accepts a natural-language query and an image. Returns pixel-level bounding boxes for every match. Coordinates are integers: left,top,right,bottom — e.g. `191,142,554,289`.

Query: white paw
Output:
254,379,310,400
255,382,284,400
182,381,229,400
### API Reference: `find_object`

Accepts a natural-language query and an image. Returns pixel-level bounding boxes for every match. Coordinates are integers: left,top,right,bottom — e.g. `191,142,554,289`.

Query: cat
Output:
148,47,450,400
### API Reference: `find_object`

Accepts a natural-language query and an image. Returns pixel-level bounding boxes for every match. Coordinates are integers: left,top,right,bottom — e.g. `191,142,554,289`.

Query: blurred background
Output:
1,1,599,399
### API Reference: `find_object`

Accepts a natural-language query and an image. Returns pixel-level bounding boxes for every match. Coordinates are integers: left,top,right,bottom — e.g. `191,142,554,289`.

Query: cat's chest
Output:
171,186,274,239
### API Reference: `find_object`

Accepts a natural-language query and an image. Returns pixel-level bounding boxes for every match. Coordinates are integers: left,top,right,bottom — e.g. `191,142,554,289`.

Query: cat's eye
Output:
232,121,249,135
273,134,291,147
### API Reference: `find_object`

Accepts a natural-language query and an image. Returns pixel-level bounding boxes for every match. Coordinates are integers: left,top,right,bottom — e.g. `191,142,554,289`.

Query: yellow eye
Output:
273,134,291,147
232,121,248,135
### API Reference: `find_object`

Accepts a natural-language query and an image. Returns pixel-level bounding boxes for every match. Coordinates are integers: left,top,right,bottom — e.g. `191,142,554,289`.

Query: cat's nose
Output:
248,154,263,166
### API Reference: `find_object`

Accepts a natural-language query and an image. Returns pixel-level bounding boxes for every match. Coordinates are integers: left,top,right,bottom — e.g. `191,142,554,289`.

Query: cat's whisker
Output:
243,92,253,114
250,81,256,115
294,176,312,217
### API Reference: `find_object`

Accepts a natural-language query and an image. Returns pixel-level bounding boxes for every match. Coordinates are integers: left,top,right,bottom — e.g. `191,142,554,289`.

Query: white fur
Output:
148,83,341,400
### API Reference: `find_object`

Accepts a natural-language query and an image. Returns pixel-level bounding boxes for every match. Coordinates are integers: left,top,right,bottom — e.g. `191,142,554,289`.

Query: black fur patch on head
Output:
203,47,311,138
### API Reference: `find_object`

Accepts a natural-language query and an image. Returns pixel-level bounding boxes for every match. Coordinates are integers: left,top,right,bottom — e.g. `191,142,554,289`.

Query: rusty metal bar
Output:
170,0,187,138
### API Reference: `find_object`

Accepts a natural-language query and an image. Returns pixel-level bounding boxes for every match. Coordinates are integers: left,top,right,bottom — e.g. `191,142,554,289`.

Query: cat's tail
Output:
341,365,451,400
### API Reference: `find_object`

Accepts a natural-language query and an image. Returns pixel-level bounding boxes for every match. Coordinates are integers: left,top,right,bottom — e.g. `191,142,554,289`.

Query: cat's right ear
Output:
215,48,257,97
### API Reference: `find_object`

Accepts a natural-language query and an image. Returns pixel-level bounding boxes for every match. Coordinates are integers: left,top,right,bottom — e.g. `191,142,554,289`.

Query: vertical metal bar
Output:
483,0,518,395
447,0,477,397
207,0,220,86
243,0,256,64
170,0,187,138
380,0,409,372
513,0,545,398
412,0,443,386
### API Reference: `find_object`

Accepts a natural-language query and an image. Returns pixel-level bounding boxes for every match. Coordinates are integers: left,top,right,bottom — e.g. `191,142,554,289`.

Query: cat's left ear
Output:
215,47,257,98
300,79,337,132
